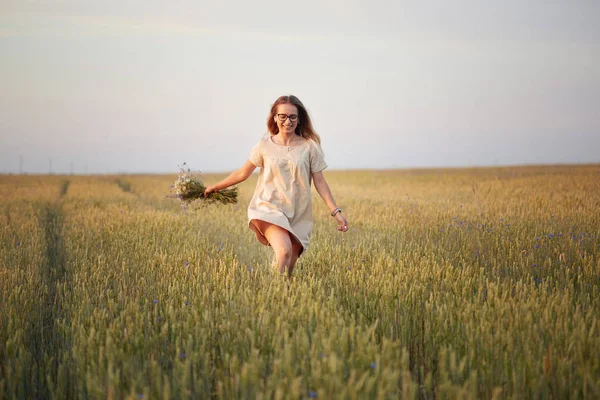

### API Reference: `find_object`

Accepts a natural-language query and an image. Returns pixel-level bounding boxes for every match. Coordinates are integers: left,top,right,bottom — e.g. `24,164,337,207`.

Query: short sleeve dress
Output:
247,133,328,257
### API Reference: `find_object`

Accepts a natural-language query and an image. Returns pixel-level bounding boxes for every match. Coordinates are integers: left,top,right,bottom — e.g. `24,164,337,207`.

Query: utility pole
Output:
49,158,52,175
19,154,23,174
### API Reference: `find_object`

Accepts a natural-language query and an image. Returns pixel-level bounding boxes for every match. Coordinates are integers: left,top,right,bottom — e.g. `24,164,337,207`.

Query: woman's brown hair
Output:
267,95,322,145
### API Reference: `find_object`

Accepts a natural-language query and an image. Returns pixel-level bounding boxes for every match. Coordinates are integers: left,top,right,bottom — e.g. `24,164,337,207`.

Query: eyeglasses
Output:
276,113,299,122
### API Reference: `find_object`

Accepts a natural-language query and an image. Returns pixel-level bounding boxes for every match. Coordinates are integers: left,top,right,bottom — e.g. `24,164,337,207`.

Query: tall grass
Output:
1,166,599,399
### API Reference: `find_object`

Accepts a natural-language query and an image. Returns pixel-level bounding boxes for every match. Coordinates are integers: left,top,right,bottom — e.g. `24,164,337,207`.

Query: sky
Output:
1,0,599,174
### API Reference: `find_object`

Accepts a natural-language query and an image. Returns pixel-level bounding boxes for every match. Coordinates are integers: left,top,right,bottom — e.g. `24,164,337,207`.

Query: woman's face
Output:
274,103,299,135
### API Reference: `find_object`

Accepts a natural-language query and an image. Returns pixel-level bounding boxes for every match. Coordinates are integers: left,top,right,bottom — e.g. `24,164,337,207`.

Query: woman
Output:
204,95,349,278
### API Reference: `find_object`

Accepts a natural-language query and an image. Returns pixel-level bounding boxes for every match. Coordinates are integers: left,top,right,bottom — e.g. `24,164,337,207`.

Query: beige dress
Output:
247,133,328,257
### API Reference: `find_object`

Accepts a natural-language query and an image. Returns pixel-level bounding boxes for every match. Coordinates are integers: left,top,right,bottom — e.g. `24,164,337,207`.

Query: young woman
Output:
204,95,349,278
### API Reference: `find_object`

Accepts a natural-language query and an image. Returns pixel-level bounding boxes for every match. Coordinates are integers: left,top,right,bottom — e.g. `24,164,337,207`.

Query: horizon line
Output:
2,161,599,177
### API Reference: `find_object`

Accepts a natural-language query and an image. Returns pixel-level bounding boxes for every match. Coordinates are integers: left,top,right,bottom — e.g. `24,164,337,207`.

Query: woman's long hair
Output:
267,95,321,145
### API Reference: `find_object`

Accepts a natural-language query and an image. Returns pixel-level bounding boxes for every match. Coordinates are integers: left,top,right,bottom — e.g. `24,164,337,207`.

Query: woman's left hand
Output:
335,213,349,232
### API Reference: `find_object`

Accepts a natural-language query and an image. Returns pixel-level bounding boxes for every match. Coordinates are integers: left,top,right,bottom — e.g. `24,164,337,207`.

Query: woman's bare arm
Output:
204,160,257,196
313,171,349,231
312,171,339,212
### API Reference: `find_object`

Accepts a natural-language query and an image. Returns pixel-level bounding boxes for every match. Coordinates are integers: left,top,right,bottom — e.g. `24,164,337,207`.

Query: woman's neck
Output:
276,132,299,145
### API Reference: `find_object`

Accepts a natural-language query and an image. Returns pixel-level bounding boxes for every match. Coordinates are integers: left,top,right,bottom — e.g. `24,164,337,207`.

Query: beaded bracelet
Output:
331,207,342,217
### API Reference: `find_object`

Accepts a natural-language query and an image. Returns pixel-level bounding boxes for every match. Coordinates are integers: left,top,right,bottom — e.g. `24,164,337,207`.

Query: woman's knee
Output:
273,244,293,261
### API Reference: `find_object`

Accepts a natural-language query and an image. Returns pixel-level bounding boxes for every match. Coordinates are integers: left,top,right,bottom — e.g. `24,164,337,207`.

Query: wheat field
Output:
1,165,599,399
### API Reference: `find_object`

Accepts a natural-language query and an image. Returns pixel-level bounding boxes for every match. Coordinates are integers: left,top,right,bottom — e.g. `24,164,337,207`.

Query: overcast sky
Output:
1,0,599,174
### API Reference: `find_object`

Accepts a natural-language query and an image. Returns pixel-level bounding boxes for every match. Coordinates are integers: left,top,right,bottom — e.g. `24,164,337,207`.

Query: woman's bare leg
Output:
263,223,293,276
286,238,303,277
253,219,304,278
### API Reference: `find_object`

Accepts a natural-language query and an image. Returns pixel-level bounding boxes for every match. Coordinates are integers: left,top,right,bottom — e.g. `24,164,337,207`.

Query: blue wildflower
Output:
370,362,376,369
308,391,317,398
154,299,159,304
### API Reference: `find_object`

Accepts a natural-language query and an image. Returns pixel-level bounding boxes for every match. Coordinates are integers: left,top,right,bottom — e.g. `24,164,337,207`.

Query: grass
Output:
0,165,599,399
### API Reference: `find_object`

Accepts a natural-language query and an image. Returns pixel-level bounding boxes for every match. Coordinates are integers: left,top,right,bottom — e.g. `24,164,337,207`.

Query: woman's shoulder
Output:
307,138,324,151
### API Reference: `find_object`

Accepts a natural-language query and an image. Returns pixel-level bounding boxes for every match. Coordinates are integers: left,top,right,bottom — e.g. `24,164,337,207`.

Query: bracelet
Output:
331,207,342,217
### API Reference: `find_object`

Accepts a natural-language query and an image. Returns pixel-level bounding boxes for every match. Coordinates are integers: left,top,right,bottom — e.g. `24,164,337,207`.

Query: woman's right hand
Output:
204,185,218,197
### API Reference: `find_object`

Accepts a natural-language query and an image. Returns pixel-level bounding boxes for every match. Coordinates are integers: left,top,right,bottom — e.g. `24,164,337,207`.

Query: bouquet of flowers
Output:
170,162,238,209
